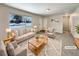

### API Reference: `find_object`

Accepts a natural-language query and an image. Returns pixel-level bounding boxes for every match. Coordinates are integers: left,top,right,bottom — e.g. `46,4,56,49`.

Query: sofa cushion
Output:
23,29,26,34
19,29,24,36
6,43,15,56
0,40,7,56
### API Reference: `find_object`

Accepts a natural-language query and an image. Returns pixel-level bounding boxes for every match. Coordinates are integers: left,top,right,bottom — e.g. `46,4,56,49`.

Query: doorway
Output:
63,15,70,33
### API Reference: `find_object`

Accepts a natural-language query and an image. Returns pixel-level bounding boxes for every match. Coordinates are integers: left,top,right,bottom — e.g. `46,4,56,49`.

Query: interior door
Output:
63,16,70,32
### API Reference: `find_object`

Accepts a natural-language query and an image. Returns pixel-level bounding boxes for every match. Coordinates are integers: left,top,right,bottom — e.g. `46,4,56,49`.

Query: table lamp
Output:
6,28,12,38
34,26,37,29
33,26,37,32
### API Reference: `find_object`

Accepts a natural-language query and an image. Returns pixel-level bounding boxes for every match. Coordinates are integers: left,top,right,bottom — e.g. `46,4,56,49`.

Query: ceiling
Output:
5,3,79,16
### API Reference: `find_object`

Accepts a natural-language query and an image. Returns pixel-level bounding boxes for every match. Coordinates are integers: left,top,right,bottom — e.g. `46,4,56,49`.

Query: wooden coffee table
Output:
28,35,48,55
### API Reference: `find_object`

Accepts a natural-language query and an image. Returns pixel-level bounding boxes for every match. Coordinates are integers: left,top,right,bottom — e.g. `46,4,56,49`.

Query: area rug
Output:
27,38,62,56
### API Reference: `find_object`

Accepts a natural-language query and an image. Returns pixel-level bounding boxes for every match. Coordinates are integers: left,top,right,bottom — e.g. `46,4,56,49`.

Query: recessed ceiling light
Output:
46,8,51,12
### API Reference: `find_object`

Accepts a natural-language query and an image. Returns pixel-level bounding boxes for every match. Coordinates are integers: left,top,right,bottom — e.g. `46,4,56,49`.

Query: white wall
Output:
37,16,44,30
0,5,9,40
43,17,48,30
45,15,63,33
70,13,79,38
69,7,79,38
0,4,44,40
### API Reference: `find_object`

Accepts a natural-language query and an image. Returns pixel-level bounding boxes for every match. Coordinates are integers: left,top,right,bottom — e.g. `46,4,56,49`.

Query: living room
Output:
0,3,79,56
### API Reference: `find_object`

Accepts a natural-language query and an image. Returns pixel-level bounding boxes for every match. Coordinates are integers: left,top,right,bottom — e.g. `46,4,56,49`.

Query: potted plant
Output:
76,25,79,34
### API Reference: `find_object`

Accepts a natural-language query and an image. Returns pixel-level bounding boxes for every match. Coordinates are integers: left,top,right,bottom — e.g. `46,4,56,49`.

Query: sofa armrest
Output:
0,41,7,56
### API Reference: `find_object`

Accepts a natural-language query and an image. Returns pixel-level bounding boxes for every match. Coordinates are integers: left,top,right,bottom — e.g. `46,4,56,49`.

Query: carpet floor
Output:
19,32,79,56
19,34,62,56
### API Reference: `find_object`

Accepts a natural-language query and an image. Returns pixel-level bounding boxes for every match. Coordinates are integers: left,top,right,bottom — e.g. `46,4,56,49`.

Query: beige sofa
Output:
12,29,36,44
15,32,35,44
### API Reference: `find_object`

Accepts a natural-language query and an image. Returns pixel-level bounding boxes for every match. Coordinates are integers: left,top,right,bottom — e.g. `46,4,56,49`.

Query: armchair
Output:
6,41,27,56
47,28,56,39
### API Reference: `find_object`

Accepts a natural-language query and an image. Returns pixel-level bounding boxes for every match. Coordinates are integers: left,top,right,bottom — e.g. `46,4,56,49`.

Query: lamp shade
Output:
33,26,37,29
6,28,11,33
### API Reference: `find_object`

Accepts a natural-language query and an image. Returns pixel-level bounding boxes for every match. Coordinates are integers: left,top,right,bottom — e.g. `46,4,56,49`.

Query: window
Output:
9,13,32,29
